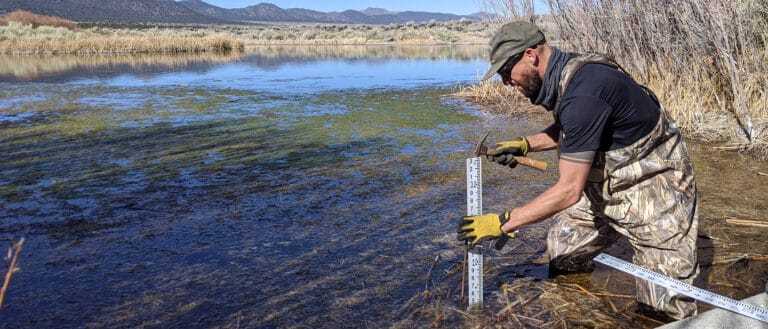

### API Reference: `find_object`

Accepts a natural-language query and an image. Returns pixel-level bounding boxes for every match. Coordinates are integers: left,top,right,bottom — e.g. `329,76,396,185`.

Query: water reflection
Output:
242,44,487,63
0,45,486,83
0,52,243,82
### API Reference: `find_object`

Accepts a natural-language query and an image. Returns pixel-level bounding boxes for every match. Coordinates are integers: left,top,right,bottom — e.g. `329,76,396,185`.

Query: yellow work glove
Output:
457,212,515,249
487,137,529,168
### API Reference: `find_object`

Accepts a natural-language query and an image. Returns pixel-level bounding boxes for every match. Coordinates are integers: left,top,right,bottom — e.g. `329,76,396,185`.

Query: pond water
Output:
1,45,766,328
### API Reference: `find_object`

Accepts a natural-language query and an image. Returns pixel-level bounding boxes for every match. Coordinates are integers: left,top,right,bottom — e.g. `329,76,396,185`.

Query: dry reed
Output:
0,34,243,55
239,19,489,45
0,238,25,312
481,0,768,155
0,11,244,54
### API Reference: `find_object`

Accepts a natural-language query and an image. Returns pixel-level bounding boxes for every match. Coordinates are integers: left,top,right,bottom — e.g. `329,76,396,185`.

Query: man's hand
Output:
487,137,529,168
457,212,515,248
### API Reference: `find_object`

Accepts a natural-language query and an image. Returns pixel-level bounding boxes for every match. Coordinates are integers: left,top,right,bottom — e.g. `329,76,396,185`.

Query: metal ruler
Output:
594,253,768,323
466,157,483,308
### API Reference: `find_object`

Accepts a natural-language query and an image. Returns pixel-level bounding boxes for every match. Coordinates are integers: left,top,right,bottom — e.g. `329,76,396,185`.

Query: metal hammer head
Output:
472,131,490,157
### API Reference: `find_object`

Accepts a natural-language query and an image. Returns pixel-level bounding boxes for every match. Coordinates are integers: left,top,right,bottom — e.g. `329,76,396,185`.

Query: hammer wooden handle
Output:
474,132,547,172
485,146,548,171
514,156,548,172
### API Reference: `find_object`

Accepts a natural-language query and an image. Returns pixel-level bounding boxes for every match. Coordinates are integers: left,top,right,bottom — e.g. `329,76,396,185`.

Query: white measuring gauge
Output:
594,253,768,323
466,157,483,308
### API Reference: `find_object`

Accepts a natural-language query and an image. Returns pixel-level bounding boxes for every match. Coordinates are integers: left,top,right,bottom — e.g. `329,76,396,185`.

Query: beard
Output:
518,67,543,102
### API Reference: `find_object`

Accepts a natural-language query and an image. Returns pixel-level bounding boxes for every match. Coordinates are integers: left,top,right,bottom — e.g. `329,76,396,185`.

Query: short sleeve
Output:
558,95,612,153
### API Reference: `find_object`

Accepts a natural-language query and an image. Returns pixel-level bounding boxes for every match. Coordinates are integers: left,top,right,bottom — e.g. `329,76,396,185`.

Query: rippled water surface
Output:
1,46,766,328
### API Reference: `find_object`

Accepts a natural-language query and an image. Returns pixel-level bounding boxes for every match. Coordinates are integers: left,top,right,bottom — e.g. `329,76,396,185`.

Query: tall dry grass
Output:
453,79,544,115
0,11,243,54
483,0,768,153
0,34,244,54
237,19,489,45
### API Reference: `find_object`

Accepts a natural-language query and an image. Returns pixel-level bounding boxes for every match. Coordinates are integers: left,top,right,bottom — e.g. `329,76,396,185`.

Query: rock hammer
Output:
472,131,548,172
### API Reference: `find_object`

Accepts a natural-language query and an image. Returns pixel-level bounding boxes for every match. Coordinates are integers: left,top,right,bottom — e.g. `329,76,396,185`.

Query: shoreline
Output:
1,20,764,158
0,20,491,55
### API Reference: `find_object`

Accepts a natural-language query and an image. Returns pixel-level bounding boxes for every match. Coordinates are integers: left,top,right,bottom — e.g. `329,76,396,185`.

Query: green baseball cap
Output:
481,21,545,81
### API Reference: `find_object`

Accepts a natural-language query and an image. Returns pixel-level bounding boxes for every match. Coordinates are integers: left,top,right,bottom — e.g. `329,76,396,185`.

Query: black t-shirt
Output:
557,63,660,154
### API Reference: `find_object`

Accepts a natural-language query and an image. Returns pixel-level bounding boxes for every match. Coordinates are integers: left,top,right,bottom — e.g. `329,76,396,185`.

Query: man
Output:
457,21,699,320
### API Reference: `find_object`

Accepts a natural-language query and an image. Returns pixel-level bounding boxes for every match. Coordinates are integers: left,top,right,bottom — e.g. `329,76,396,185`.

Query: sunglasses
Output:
497,53,524,81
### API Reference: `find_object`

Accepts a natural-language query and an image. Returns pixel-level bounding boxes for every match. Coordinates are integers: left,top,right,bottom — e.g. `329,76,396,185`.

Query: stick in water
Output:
0,238,25,312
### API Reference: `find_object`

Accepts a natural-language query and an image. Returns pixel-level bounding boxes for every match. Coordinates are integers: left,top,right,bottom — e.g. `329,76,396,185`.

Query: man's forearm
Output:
500,156,591,233
500,181,580,233
526,123,560,152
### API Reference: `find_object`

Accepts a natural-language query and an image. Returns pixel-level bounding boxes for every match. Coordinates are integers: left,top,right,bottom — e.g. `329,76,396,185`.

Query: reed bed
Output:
394,269,647,328
0,11,491,53
238,20,489,45
234,43,486,61
452,79,545,117
0,34,243,55
0,10,489,54
0,11,244,54
397,241,767,328
480,0,768,156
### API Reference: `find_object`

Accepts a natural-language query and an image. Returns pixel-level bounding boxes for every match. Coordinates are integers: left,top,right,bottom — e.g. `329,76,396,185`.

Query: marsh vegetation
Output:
479,0,768,157
1,2,767,327
0,10,243,54
3,3,766,156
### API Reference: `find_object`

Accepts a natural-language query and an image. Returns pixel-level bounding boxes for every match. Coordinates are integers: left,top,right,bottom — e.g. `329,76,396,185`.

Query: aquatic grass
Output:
3,87,237,199
0,94,226,200
172,94,228,114
54,110,111,135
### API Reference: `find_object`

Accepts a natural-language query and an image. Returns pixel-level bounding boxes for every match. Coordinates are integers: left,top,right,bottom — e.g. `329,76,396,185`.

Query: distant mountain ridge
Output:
178,0,488,24
363,8,396,16
0,0,224,24
0,0,490,25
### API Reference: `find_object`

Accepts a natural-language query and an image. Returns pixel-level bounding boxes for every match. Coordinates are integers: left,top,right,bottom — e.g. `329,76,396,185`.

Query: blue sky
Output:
199,0,485,15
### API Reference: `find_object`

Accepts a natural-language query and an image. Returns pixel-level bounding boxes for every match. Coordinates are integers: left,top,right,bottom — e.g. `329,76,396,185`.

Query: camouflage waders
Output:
546,54,699,320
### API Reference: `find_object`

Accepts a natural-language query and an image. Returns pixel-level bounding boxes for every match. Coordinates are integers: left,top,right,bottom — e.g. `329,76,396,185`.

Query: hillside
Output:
0,0,489,25
0,0,224,24
177,0,487,24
